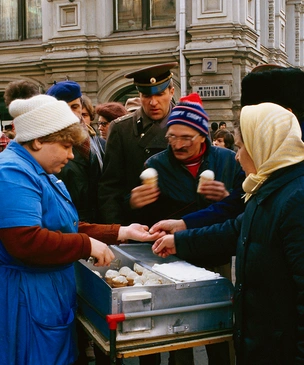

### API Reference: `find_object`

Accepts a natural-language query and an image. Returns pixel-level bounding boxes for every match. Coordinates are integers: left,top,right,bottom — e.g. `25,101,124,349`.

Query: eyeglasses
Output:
97,121,110,127
165,133,200,147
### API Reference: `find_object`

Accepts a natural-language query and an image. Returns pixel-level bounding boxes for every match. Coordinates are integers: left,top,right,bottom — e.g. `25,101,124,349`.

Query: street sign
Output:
193,85,230,99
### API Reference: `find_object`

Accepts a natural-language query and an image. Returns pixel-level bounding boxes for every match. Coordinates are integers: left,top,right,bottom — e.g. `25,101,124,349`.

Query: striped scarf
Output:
183,143,206,177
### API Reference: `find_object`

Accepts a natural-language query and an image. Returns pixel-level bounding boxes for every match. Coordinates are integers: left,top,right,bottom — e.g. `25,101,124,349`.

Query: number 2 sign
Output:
202,58,217,73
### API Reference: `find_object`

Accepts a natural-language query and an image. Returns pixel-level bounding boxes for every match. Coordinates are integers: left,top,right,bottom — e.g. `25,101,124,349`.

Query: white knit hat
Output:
9,94,80,142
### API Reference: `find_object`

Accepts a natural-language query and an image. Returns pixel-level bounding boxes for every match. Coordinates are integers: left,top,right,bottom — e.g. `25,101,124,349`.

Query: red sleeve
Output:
0,226,91,266
78,222,120,244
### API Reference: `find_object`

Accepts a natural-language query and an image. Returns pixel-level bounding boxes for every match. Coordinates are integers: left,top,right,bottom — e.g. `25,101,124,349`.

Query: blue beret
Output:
46,81,82,103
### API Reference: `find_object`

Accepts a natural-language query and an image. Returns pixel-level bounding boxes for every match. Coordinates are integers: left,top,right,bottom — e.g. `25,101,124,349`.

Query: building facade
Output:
1,0,304,127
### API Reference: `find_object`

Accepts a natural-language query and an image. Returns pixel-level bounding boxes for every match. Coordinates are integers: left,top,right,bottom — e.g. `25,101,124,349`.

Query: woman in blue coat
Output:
0,95,161,365
152,102,304,364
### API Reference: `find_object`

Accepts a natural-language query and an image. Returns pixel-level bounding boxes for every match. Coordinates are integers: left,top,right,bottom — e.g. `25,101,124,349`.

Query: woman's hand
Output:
152,234,176,258
89,237,115,267
149,219,186,235
118,223,165,242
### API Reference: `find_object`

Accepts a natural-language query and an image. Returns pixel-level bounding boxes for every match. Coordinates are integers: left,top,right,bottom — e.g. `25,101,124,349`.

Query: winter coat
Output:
0,141,79,365
98,104,174,224
133,138,244,227
174,162,304,364
57,134,105,223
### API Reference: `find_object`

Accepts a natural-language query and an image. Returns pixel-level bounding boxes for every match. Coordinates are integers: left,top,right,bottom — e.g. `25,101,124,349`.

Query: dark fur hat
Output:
241,67,304,121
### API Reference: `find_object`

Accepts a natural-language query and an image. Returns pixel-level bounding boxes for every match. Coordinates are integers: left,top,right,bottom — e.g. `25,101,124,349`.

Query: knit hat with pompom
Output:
167,93,209,136
9,94,79,142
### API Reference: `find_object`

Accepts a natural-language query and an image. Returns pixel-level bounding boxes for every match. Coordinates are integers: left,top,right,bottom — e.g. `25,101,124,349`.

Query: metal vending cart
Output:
74,244,234,364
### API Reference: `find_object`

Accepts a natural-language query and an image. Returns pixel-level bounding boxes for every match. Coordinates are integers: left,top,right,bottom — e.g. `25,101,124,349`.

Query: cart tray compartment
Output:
74,244,233,341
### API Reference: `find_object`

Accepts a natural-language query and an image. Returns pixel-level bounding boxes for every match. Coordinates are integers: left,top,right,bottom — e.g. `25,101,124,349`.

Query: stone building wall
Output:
0,0,303,127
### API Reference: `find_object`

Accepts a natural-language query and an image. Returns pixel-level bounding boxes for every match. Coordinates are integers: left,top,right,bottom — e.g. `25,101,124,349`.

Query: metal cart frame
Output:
77,311,235,365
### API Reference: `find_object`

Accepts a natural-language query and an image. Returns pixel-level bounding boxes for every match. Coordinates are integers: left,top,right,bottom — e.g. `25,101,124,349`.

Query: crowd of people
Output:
1,62,304,365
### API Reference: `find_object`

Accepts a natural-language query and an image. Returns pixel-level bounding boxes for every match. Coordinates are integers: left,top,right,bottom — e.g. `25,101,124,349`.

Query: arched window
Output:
113,85,138,105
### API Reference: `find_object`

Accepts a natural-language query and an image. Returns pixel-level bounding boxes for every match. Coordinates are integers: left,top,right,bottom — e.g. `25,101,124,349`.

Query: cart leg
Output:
228,338,236,365
110,328,117,365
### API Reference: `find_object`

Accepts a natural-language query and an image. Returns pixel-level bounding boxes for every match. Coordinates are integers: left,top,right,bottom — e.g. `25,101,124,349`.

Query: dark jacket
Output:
132,138,244,227
174,162,304,364
182,185,245,228
98,104,174,224
57,134,105,223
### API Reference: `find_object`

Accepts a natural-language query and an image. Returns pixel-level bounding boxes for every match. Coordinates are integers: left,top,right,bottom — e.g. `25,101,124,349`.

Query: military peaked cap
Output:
124,62,178,95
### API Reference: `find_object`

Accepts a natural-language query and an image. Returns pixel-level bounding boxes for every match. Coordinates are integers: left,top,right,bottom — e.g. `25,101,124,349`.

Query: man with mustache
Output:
129,93,244,365
130,93,244,234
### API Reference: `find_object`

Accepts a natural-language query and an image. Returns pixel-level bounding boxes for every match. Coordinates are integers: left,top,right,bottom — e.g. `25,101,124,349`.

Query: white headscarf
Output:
240,102,304,202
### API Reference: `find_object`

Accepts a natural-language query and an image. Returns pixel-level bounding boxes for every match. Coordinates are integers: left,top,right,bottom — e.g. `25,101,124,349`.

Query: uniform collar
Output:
141,103,174,130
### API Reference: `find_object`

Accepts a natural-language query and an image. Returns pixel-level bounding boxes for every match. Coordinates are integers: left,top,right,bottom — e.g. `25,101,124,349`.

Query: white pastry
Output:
112,275,128,288
133,263,144,275
105,269,119,285
119,266,132,276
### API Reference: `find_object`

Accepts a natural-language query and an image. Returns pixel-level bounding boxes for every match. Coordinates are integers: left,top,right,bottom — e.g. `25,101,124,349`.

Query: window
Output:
203,0,222,12
0,0,42,41
114,0,176,31
247,0,255,25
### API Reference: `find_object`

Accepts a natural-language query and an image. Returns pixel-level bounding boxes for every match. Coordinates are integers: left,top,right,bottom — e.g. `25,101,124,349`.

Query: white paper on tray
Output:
152,261,220,282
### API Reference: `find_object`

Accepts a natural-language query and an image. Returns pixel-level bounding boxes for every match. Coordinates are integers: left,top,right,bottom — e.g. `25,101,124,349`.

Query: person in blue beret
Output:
46,80,106,224
46,80,83,115
47,79,107,363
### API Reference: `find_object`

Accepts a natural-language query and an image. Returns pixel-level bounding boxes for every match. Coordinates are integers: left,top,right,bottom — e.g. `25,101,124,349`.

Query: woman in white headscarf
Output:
152,102,304,364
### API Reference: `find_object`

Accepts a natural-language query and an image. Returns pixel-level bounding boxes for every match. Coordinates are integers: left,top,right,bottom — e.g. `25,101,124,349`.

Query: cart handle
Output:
106,300,231,329
106,313,126,330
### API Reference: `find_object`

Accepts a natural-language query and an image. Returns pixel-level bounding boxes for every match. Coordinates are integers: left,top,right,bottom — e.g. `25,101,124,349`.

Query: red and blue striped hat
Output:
167,93,209,136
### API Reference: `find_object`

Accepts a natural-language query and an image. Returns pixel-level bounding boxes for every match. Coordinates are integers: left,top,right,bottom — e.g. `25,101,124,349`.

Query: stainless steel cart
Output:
74,244,235,364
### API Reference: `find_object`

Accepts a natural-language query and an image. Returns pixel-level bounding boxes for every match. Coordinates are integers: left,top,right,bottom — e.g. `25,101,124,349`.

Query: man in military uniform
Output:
97,63,178,365
98,62,178,226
